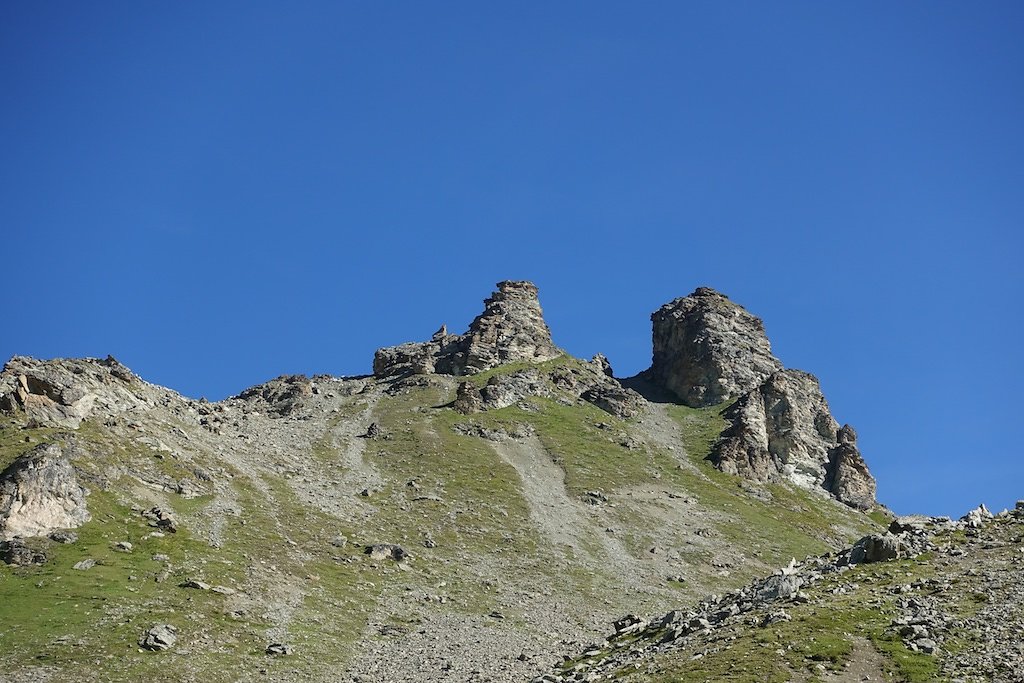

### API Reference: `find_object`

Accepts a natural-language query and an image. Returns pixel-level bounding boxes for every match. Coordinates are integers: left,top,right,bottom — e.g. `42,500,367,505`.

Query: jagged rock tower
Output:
641,288,877,509
373,280,562,378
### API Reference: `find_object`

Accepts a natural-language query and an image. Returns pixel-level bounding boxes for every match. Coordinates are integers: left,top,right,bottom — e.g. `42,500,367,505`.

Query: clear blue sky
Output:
3,2,1022,518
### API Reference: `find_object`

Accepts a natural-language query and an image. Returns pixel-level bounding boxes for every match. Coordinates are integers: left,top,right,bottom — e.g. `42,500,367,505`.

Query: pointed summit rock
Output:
373,280,561,378
639,287,876,509
644,287,782,408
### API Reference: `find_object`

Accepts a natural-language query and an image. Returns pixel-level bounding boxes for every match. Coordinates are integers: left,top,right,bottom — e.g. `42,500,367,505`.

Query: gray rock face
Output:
373,281,561,378
0,443,90,540
644,288,782,407
709,370,876,508
0,355,139,429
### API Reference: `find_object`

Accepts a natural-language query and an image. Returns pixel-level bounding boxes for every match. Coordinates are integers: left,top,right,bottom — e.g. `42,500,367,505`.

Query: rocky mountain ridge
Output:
0,281,915,683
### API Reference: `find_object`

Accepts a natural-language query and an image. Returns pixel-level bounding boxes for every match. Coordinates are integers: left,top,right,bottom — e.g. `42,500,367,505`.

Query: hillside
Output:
544,504,1024,683
1,282,892,682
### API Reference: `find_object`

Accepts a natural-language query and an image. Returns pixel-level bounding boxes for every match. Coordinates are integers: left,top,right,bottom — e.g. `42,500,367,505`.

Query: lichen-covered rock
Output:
710,370,876,509
373,281,561,378
0,443,90,540
643,288,782,407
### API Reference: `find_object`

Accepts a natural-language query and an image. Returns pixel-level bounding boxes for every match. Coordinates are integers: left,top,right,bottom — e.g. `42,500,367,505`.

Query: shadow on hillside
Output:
618,373,681,405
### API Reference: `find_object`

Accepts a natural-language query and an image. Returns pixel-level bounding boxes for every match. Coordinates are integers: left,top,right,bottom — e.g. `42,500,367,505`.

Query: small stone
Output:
48,530,78,544
73,558,96,571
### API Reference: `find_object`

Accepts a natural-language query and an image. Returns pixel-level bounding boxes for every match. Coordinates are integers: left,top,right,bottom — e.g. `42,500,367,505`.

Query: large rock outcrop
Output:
0,355,140,429
709,370,876,509
373,281,562,378
639,288,876,509
644,288,782,408
0,442,90,540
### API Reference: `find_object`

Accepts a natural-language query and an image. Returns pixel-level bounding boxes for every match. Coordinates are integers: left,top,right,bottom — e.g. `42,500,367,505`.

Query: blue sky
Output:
2,2,1022,518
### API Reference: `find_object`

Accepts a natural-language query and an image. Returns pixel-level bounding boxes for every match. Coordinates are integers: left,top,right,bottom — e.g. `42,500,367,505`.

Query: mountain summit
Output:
0,281,896,683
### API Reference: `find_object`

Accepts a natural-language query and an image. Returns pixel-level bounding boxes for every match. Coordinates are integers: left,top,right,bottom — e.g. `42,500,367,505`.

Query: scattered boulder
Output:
138,624,178,651
48,529,78,544
961,504,993,529
142,507,178,533
0,538,47,566
849,533,902,564
365,543,407,562
73,558,96,571
266,643,294,656
0,442,91,540
479,368,549,409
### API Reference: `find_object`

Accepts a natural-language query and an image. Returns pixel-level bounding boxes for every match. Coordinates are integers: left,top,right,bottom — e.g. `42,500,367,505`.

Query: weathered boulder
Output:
0,538,48,566
365,543,407,561
139,624,178,651
709,370,876,509
849,533,901,564
0,443,90,540
643,288,782,407
373,281,561,378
